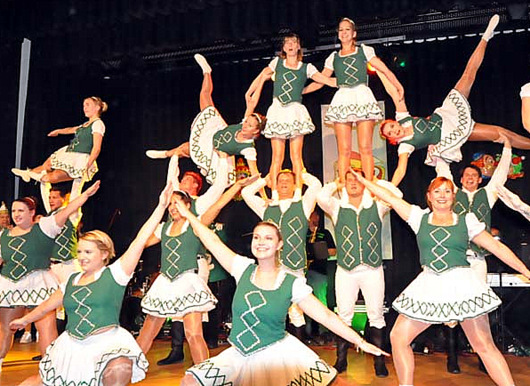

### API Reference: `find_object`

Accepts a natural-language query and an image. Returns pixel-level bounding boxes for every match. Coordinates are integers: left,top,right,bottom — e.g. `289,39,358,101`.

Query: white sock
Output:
482,14,499,41
146,150,168,159
194,54,212,74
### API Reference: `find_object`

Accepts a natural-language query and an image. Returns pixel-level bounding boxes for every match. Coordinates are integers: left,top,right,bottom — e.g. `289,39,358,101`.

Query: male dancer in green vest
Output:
317,171,400,377
241,170,321,337
436,135,511,373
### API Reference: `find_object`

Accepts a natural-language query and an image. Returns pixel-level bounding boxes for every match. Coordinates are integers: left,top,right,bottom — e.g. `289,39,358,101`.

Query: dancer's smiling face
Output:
460,167,482,192
11,202,34,227
338,19,356,44
251,223,283,261
77,239,108,273
426,179,455,211
241,115,260,139
382,121,406,142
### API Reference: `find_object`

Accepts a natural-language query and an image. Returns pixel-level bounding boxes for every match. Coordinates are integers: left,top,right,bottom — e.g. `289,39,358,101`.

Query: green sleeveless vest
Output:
264,201,308,271
160,221,200,280
416,213,470,273
51,217,78,262
64,267,125,339
273,60,308,105
66,120,100,154
333,49,368,87
213,124,254,156
335,203,382,270
229,264,295,355
0,224,54,281
399,114,442,150
454,188,490,256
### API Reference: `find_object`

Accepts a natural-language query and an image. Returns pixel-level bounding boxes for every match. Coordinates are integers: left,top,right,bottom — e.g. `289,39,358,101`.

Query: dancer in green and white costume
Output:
12,97,108,193
246,33,336,190
242,170,321,332
10,182,172,386
146,54,267,185
173,201,388,386
318,172,402,377
355,173,530,386
380,15,530,187
305,17,403,182
137,191,217,365
0,182,100,372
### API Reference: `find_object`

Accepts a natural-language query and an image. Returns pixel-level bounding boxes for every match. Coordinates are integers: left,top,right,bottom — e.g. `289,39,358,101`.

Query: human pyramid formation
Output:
4,15,530,386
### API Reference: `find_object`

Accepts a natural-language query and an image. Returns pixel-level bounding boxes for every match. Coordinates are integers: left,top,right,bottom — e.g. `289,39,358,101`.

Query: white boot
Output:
194,54,212,74
11,168,31,182
482,14,499,41
20,331,32,343
146,150,168,159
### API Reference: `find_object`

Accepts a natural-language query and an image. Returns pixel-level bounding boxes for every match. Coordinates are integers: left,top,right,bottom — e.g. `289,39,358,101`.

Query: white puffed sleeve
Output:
361,44,376,61
291,276,313,303
324,52,336,71
406,205,430,234
91,120,106,136
465,213,486,240
230,255,254,283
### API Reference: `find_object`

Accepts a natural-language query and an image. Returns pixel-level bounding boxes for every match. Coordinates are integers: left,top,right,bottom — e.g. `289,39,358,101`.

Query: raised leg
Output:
453,15,498,98
469,123,530,149
194,54,214,111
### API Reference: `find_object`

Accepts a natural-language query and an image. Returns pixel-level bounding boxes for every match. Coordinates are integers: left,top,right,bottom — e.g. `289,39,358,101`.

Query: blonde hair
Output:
79,230,116,264
86,96,109,116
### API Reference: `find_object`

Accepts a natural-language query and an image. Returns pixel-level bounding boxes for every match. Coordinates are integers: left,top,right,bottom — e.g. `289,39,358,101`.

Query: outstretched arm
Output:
472,231,530,279
369,55,404,101
53,181,100,228
10,290,64,331
244,71,271,117
354,171,412,221
303,68,333,95
175,199,237,273
47,126,79,137
377,69,407,113
245,68,273,114
298,294,389,357
390,153,410,186
309,71,337,89
119,183,173,276
200,175,260,226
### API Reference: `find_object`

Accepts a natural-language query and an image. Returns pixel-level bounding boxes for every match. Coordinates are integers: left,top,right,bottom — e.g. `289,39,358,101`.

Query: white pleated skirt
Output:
40,327,148,385
186,334,337,386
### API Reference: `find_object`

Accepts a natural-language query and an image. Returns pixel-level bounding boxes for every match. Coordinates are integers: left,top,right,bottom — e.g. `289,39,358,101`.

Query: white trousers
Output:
335,265,385,328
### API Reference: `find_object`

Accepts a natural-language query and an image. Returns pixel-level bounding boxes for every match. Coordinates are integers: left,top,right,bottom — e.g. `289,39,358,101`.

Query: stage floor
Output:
3,338,529,385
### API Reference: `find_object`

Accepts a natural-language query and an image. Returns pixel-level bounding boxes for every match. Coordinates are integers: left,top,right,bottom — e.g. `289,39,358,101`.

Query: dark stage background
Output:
1,0,529,343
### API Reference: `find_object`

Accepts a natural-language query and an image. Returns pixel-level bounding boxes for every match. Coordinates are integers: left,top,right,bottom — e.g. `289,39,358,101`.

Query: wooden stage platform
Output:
2,338,529,385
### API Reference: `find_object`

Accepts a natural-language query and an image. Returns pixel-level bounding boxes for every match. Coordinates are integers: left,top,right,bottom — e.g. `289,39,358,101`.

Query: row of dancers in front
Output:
4,14,530,386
